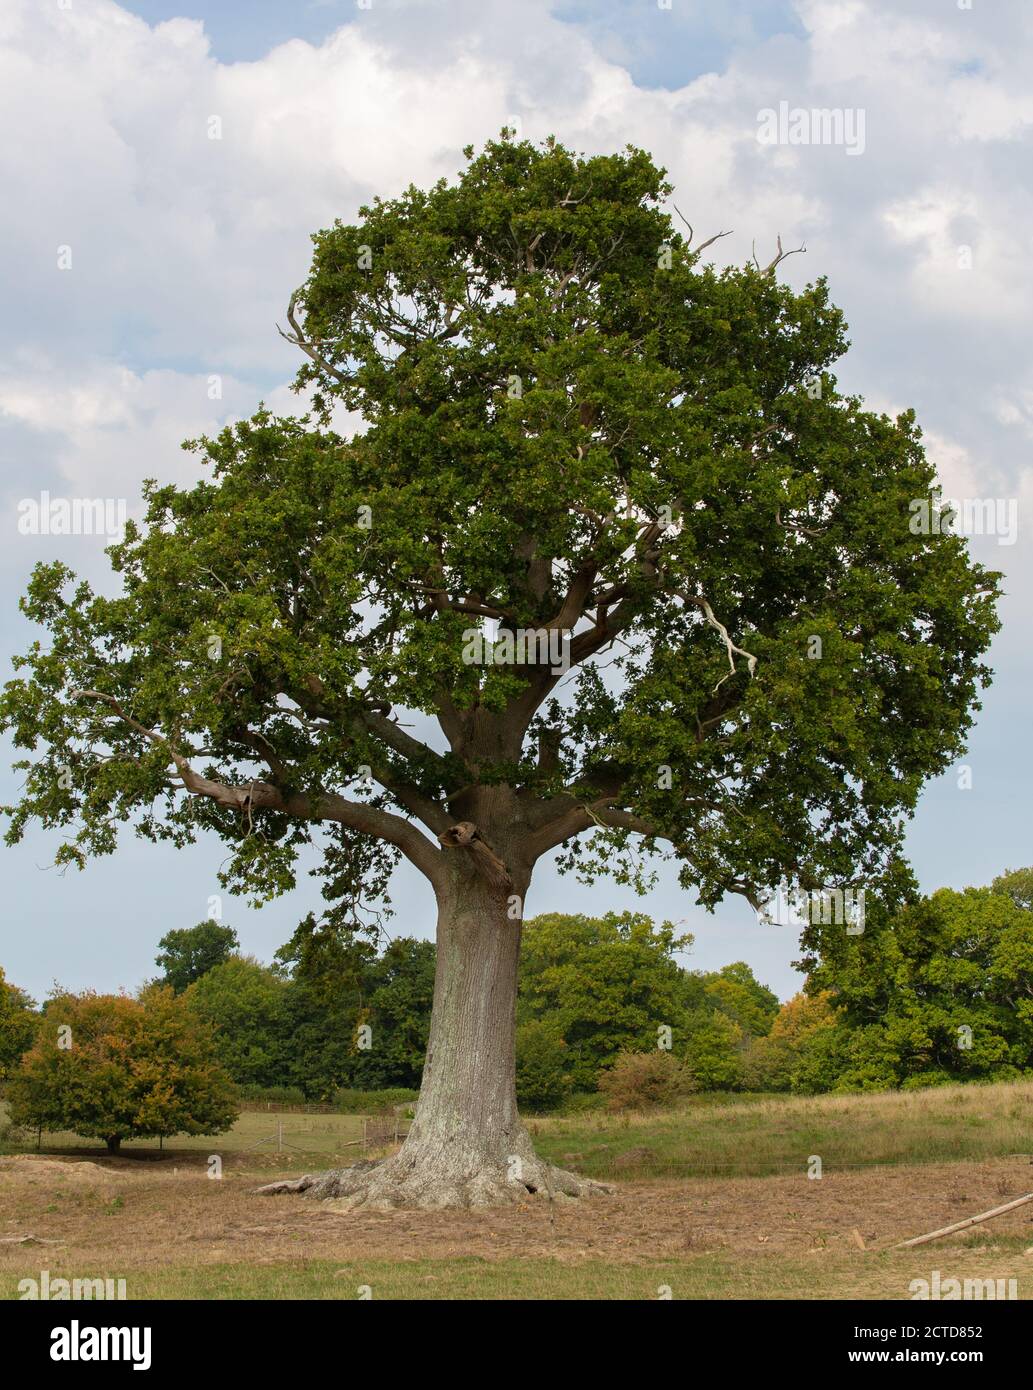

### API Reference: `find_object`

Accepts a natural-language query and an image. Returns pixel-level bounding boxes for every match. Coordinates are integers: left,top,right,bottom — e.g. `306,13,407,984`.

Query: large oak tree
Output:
1,138,1000,1208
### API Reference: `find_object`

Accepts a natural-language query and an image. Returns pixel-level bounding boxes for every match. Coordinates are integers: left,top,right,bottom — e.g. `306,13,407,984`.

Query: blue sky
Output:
1,0,1032,1002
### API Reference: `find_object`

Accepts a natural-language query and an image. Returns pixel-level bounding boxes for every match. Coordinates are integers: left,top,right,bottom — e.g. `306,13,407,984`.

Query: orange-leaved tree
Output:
7,986,238,1152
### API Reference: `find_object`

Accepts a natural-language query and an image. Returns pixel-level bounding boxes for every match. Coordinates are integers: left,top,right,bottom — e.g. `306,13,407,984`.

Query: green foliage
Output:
345,937,435,1090
276,922,434,1096
0,135,999,931
185,956,290,1089
740,991,840,1093
183,929,434,1100
0,967,37,1080
156,920,240,992
518,911,695,1088
802,884,1033,1090
991,865,1033,913
596,1049,695,1111
515,1020,572,1112
702,961,779,1037
236,1084,306,1106
7,986,237,1147
681,1008,744,1090
330,1087,419,1115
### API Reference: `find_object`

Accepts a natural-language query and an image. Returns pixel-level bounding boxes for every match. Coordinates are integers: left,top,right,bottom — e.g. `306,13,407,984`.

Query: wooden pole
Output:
894,1191,1033,1249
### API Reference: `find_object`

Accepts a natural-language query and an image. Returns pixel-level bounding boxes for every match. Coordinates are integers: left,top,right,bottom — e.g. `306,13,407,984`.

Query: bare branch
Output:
277,290,349,386
752,235,807,275
775,505,823,539
674,592,758,693
673,205,733,253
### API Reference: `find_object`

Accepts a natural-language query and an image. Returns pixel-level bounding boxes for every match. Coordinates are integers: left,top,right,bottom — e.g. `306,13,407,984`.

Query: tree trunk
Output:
259,867,607,1210
106,1136,121,1154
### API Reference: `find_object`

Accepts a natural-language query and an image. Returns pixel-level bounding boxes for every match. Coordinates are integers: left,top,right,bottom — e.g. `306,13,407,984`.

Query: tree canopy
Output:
799,880,1033,1089
0,134,1000,925
0,967,37,1080
156,920,240,993
7,987,237,1151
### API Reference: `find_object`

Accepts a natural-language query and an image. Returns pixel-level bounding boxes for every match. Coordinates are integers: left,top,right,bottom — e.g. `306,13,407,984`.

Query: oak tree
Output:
1,137,999,1207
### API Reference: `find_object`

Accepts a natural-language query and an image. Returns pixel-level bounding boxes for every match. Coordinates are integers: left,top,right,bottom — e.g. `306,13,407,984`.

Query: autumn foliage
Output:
7,986,237,1151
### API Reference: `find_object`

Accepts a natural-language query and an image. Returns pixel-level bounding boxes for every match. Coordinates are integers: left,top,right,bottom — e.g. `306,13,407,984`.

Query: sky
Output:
1,0,1031,1002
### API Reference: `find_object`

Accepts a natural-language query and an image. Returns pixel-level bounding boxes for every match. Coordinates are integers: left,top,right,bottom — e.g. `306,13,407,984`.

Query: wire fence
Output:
241,1115,411,1155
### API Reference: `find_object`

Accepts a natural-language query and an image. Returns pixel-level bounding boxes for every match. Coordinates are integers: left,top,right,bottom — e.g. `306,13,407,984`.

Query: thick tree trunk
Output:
259,866,606,1210
106,1136,121,1154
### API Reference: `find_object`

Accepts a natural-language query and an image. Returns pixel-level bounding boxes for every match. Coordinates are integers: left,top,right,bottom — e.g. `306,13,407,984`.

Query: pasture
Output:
2,1082,1032,1300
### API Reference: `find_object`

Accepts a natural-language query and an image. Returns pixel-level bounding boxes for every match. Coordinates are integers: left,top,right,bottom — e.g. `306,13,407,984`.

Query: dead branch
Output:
893,1191,1033,1249
752,235,807,275
277,290,349,386
673,205,733,253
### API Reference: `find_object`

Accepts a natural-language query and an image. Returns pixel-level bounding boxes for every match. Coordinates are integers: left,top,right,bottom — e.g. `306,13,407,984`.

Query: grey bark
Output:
259,846,607,1209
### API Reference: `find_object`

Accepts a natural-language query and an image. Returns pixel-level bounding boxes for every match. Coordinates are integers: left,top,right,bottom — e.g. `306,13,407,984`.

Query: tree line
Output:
2,864,1030,1145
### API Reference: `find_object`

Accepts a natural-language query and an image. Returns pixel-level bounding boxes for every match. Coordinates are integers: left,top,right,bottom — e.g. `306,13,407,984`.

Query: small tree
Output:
156,920,240,992
7,987,237,1152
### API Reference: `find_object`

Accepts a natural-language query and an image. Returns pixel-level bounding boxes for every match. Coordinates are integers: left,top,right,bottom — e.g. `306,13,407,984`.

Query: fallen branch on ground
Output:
893,1191,1033,1249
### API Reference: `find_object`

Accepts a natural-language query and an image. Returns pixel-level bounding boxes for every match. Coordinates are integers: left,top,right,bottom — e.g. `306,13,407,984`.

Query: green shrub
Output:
236,1084,307,1106
331,1087,419,1114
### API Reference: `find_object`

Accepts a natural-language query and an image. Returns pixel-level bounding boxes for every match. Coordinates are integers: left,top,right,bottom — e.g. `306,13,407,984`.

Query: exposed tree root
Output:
255,1152,611,1212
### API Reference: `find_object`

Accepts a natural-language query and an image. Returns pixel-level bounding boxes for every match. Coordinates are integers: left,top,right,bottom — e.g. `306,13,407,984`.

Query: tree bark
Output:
259,863,607,1210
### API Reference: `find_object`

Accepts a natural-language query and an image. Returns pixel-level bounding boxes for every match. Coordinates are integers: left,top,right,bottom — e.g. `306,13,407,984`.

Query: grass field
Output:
0,1106,366,1163
531,1080,1033,1178
1,1081,1031,1300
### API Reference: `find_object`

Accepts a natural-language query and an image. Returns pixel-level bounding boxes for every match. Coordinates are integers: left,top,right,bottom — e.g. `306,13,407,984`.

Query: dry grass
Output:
531,1079,1033,1178
1,1081,1031,1299
0,1106,365,1164
1,1150,1032,1300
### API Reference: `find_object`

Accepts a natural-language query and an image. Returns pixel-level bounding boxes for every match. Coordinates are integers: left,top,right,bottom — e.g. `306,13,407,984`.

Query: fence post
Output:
277,1120,283,1153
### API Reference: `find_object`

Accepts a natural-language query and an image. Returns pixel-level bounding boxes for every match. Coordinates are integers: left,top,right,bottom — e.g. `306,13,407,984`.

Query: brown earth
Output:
1,1151,1031,1273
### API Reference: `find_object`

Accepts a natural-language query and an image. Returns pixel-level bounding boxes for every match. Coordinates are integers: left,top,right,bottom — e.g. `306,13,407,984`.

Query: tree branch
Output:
69,690,446,886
